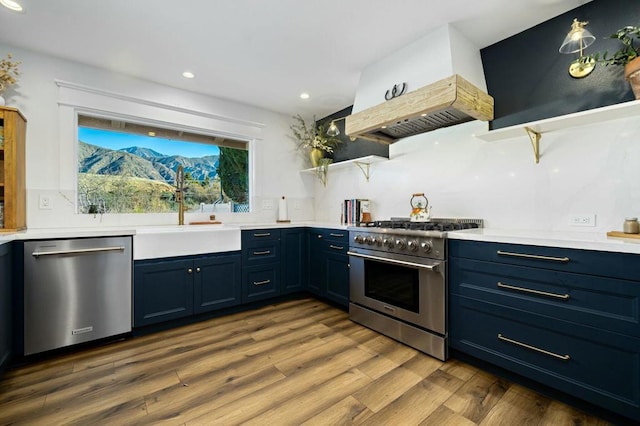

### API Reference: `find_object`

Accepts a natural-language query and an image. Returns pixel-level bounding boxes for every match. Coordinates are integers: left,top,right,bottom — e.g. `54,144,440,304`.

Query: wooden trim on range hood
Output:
345,74,494,144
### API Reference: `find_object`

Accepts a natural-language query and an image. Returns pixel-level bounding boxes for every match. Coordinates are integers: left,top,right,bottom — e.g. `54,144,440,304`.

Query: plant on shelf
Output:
581,25,640,98
289,114,341,168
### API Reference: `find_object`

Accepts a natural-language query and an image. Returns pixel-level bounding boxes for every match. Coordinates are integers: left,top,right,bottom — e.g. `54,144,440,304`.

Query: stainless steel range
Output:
348,218,482,361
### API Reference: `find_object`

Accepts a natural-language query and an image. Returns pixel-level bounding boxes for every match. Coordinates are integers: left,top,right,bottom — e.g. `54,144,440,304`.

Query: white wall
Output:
315,24,640,233
314,113,640,233
0,43,316,228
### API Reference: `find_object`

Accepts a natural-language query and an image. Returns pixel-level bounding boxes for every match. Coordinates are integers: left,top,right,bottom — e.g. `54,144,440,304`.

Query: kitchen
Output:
1,0,640,424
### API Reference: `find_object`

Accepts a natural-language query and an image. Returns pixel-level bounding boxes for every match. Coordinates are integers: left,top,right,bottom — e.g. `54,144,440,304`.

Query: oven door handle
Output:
347,251,441,271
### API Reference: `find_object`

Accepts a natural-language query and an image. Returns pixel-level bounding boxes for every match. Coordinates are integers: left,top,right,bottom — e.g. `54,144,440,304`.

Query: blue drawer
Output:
309,228,348,244
450,295,640,421
450,257,640,338
449,240,640,281
242,229,281,243
242,264,279,302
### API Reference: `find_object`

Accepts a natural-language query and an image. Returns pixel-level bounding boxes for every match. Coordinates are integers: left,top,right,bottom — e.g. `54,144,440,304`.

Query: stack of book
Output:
343,199,371,225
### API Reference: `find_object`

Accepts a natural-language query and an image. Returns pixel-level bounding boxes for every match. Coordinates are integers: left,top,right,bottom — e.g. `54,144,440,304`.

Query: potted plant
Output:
582,25,640,98
289,114,341,167
0,53,20,106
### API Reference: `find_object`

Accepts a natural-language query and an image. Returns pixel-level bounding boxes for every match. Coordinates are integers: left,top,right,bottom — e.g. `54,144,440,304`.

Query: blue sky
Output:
78,127,220,158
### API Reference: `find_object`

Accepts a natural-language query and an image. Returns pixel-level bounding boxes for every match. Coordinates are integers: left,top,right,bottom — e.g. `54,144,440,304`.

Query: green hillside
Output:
78,173,223,214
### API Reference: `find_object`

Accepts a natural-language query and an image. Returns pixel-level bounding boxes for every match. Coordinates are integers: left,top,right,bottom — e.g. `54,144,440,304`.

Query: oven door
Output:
348,248,445,334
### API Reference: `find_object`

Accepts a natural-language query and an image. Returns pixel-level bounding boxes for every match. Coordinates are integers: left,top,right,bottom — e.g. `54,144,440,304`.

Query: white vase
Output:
0,94,5,106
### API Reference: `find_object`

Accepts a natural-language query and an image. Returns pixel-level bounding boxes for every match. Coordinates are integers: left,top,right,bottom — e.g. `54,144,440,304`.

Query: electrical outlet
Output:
262,199,274,210
39,195,52,210
569,214,596,227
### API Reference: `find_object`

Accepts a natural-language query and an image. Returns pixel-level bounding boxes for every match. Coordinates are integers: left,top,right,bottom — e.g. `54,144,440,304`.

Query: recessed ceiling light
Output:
0,0,23,12
182,71,195,79
299,93,310,100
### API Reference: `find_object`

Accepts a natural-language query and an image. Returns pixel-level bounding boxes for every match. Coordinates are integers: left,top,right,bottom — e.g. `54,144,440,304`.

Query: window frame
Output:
56,80,263,215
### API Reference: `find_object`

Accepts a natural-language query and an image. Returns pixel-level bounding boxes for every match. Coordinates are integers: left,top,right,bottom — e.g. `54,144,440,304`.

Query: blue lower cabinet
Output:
134,252,241,327
324,246,349,307
242,264,280,302
450,295,640,420
0,243,12,373
306,228,349,308
194,253,242,314
281,228,307,294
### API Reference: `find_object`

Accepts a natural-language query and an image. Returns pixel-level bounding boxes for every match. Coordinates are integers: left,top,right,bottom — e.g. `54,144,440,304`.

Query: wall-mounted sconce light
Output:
559,18,596,78
326,116,348,137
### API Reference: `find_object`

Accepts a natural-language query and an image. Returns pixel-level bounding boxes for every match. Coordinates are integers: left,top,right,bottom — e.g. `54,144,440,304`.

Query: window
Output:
77,115,249,214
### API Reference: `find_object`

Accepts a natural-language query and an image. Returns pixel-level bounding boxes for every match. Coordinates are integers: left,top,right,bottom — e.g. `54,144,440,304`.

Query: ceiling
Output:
0,0,592,118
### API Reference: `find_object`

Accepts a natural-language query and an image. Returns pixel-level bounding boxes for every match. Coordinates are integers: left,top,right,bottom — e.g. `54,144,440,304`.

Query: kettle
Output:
410,193,432,222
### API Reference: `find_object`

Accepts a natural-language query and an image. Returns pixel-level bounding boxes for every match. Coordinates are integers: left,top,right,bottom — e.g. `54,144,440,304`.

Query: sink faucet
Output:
176,165,185,225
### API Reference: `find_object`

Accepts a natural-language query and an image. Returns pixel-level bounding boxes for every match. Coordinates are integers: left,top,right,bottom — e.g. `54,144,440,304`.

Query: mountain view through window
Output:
77,115,249,214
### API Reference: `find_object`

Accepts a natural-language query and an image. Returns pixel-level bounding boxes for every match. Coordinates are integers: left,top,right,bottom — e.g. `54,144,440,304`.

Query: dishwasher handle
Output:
32,246,126,257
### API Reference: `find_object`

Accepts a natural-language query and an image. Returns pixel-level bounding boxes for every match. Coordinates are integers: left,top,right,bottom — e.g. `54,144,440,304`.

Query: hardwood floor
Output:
0,298,613,425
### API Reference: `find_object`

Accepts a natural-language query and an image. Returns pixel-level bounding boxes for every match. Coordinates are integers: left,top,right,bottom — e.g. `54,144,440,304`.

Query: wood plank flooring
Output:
0,298,613,425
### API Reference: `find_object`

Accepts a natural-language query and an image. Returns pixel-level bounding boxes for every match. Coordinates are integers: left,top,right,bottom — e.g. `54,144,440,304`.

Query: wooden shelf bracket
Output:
525,127,541,164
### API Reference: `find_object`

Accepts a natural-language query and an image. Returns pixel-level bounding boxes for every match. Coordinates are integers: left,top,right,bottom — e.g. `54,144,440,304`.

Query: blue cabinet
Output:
134,252,241,327
241,227,308,302
194,253,242,314
0,243,12,374
281,228,307,294
449,239,640,422
307,228,349,307
242,229,281,302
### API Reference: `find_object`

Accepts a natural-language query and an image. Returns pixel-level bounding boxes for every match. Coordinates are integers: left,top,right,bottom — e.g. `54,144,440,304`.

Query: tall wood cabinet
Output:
0,106,26,232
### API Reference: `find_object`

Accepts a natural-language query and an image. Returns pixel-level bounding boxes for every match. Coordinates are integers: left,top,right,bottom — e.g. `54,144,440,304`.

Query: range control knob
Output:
365,236,375,245
383,238,394,248
395,239,406,250
421,241,433,253
354,235,364,244
407,240,419,252
374,237,383,247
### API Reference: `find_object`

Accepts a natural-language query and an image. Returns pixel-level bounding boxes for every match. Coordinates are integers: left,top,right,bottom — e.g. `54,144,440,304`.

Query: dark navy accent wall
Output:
482,0,640,130
318,106,389,162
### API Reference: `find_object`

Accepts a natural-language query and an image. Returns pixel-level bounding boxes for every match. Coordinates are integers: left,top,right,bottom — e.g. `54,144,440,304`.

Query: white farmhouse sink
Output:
133,224,241,260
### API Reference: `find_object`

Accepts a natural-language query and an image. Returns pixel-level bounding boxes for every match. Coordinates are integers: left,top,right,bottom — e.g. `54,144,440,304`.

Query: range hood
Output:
345,74,494,144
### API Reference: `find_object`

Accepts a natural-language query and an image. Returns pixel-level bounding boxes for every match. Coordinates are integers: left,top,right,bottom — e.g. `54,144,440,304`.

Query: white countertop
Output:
0,222,346,246
449,228,640,255
9,224,639,255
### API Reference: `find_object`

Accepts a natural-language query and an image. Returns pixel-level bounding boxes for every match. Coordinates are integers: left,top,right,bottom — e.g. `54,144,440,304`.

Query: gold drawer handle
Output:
497,333,570,361
253,279,271,286
329,245,344,250
497,282,570,300
497,250,570,263
253,250,271,256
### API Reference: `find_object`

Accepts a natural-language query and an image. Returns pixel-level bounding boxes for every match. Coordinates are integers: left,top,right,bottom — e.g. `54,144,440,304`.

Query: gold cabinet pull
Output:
496,250,570,263
196,267,201,273
253,232,271,237
329,245,344,250
253,250,271,256
497,282,570,300
329,233,344,238
253,279,271,286
497,333,570,361
187,268,193,274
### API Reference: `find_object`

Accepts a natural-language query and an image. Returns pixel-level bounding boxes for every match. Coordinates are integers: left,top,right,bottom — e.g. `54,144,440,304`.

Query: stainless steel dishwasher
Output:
23,236,132,355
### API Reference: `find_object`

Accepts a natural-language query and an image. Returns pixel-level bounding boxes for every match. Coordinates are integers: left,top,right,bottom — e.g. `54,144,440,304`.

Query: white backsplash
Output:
313,114,640,233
